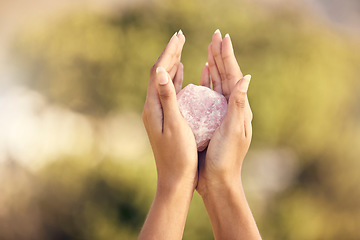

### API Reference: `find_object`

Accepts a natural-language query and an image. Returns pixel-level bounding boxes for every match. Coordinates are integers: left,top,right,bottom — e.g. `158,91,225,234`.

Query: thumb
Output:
223,74,251,133
155,67,181,124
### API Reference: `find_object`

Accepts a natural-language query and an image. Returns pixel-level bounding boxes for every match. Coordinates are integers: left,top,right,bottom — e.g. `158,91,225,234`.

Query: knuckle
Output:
159,90,172,100
213,51,221,59
175,51,181,59
226,71,237,81
150,64,158,74
221,53,232,62
170,50,177,59
234,93,247,109
208,60,216,68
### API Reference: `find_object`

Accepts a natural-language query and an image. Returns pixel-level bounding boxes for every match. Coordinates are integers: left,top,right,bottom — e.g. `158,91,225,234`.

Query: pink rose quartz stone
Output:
177,84,228,151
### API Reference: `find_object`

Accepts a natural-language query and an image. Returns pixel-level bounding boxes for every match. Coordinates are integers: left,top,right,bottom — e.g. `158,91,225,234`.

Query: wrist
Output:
157,175,196,196
198,172,242,198
201,179,246,223
200,175,262,240
155,178,195,211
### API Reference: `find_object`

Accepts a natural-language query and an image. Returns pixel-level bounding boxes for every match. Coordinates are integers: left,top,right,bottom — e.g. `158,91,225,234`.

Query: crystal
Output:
177,84,228,151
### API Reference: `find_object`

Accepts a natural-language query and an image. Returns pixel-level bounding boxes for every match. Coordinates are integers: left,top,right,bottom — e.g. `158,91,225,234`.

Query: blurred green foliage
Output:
6,0,360,239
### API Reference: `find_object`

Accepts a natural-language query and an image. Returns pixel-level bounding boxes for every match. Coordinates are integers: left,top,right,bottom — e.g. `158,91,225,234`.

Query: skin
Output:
139,31,198,240
139,29,261,240
197,29,261,240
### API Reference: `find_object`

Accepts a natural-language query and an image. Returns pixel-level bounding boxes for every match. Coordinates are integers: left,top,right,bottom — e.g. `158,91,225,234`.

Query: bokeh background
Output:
0,0,359,239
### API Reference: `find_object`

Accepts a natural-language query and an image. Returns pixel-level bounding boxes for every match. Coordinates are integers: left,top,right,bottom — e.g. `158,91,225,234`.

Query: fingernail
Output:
241,75,251,92
214,29,222,37
178,29,185,41
159,77,169,85
225,33,234,51
205,62,209,66
244,74,251,81
156,67,163,74
156,67,169,85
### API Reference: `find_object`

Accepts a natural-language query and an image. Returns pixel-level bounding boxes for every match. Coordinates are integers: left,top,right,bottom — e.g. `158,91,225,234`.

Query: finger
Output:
224,75,251,136
168,30,186,79
143,84,163,134
146,66,162,107
148,31,184,105
156,32,181,72
212,29,228,94
174,62,184,94
168,63,179,79
148,32,179,104
144,65,169,134
142,101,163,135
155,67,181,130
176,29,186,61
200,62,211,88
208,43,222,93
222,34,243,96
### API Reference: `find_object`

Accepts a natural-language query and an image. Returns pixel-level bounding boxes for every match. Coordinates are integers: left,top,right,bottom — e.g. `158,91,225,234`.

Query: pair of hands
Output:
140,29,260,240
142,29,253,196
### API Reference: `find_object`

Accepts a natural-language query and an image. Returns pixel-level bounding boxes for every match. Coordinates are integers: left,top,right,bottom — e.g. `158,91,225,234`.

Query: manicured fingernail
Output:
244,74,251,81
205,62,209,66
178,29,185,40
241,75,251,92
225,33,234,51
156,67,169,85
214,29,222,37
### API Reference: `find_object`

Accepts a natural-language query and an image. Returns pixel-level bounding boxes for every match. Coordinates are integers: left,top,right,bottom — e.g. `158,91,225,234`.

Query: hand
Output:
140,30,261,240
139,31,199,240
197,29,253,196
142,30,198,191
195,30,261,240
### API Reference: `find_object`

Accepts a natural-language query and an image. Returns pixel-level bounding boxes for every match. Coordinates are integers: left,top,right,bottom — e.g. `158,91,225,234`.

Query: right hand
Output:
197,30,253,196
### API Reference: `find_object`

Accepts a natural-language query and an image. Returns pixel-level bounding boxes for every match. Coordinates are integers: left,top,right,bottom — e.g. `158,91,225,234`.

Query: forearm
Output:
138,181,194,240
202,181,262,240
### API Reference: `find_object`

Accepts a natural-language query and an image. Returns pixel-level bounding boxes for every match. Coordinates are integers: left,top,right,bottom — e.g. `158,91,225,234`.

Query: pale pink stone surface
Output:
177,84,228,151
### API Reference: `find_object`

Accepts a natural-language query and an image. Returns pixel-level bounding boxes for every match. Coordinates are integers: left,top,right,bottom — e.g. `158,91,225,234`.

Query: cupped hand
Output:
197,30,253,196
142,31,198,190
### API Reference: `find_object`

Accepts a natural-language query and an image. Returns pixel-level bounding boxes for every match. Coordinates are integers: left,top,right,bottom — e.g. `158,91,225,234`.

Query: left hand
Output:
142,31,198,191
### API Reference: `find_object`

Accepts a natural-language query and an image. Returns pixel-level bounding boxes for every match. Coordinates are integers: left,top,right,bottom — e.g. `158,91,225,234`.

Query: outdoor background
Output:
0,0,359,239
